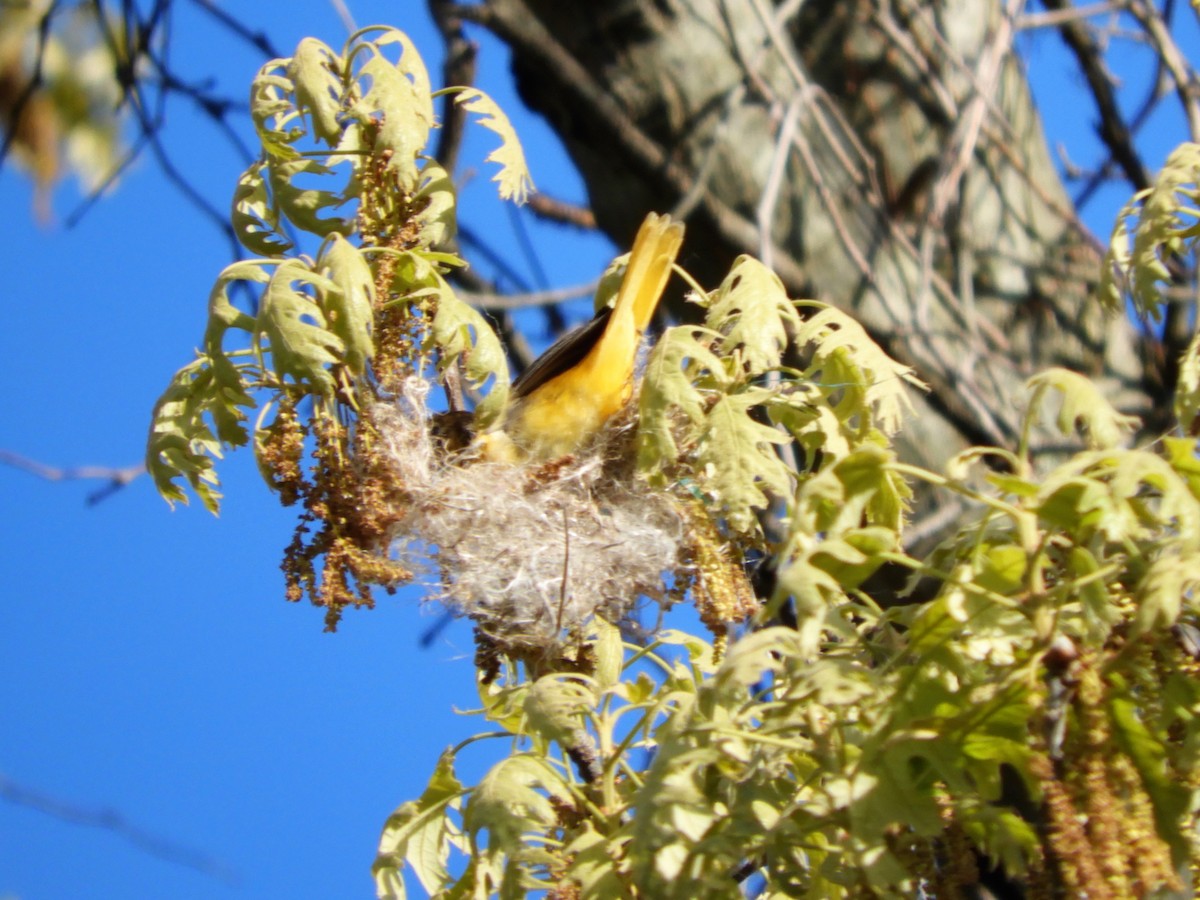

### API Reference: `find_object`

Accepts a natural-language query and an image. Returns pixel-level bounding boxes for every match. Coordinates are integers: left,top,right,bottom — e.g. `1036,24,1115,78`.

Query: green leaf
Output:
590,616,624,693
249,62,303,159
636,325,726,475
1026,368,1140,450
430,280,510,427
1134,552,1200,634
317,235,375,376
146,356,228,512
1175,331,1200,435
794,303,924,435
148,261,270,511
1105,142,1200,321
231,162,291,257
695,388,792,535
257,258,344,397
523,676,594,745
463,755,565,849
374,750,465,899
412,160,458,246
288,37,343,146
346,28,433,191
452,87,534,204
706,255,799,374
564,822,626,899
269,157,352,238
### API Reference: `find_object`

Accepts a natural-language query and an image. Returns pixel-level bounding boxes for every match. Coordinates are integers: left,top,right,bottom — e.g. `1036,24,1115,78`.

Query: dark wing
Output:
511,306,613,400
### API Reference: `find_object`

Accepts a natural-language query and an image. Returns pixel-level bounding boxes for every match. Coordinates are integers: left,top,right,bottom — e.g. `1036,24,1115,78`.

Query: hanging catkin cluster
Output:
370,380,684,654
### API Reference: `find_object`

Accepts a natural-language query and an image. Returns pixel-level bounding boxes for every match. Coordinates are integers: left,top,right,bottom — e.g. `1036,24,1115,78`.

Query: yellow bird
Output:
489,212,684,461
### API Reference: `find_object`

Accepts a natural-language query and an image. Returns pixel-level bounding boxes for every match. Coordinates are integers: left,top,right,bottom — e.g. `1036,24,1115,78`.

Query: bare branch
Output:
1042,0,1151,190
526,193,596,230
327,0,357,32
1018,1,1126,30
0,450,145,505
0,772,238,884
459,281,596,311
429,0,477,177
184,0,282,58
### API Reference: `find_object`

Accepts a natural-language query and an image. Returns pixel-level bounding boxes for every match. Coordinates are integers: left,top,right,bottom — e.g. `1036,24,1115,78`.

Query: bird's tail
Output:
615,212,685,332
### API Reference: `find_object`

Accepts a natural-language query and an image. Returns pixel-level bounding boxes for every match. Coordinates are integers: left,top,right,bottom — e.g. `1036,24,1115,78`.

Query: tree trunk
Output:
468,0,1152,528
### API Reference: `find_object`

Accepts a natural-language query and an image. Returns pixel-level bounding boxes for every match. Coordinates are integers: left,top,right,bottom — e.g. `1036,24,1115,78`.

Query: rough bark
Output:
466,0,1152,525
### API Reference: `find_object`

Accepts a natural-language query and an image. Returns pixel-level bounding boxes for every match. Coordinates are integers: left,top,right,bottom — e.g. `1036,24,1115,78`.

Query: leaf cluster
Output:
146,28,528,624
376,219,1200,897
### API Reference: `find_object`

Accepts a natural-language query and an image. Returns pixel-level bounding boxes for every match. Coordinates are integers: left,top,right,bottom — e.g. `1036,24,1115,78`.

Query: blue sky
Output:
0,2,1195,898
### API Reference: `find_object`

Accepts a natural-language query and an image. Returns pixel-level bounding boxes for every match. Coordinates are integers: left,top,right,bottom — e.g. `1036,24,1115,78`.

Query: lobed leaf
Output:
636,325,726,475
794,303,924,435
1175,331,1200,435
268,157,353,238
1026,367,1139,450
452,87,534,204
256,258,344,397
705,255,799,374
374,750,465,899
317,234,375,376
288,37,343,146
430,280,510,428
231,162,292,257
695,388,793,535
346,29,433,191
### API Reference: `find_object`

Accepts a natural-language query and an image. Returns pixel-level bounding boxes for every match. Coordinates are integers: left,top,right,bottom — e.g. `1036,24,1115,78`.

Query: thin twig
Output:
1043,0,1150,190
526,194,596,230
184,0,282,58
429,0,477,178
1018,1,1126,30
0,450,145,505
328,0,357,32
0,772,238,884
0,0,60,169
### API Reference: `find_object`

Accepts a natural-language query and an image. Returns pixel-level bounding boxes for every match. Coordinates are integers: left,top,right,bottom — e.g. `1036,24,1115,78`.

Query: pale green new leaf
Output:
1175,330,1200,435
696,388,792,535
1134,552,1200,635
1126,142,1200,321
413,160,458,246
706,255,799,373
794,303,923,434
147,261,272,511
269,157,352,238
203,260,268,360
430,280,510,427
347,29,433,190
231,162,292,257
590,616,624,693
523,676,593,745
636,325,726,474
563,823,625,899
257,259,344,397
146,356,227,512
288,37,343,146
1036,450,1200,546
1026,368,1139,450
462,755,564,849
249,63,302,159
453,87,534,204
1098,191,1142,314
374,750,465,899
317,234,375,375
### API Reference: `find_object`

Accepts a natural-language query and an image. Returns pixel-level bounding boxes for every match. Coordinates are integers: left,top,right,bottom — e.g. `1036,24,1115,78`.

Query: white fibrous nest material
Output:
370,381,683,654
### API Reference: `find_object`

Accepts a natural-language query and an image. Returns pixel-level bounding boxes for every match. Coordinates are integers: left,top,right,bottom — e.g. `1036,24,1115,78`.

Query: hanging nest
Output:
371,378,686,657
